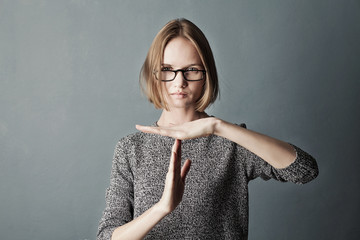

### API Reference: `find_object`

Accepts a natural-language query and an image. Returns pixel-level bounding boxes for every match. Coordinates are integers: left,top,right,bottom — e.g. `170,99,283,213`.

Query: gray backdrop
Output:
1,0,359,239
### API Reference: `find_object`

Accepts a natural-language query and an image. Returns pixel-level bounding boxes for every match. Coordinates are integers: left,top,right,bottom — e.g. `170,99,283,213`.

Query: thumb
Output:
180,159,191,182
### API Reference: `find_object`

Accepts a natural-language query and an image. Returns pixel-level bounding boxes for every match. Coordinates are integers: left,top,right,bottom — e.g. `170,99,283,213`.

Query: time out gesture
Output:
136,116,296,169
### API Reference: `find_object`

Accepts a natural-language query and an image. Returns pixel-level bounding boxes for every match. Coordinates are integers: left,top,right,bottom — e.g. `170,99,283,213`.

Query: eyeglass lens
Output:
159,70,204,81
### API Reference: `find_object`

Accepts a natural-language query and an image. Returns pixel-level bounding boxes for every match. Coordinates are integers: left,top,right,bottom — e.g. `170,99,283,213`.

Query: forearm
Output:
111,202,168,240
213,118,296,169
112,139,188,240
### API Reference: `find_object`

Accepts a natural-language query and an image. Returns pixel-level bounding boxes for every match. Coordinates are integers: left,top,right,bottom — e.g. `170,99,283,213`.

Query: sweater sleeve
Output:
97,140,134,240
243,143,319,184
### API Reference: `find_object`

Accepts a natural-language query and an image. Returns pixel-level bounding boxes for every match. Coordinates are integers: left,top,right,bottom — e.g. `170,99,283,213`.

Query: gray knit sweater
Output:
97,126,318,240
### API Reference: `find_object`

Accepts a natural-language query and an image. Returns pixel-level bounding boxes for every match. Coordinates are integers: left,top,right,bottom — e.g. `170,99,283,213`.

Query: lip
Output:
171,92,187,95
170,92,188,98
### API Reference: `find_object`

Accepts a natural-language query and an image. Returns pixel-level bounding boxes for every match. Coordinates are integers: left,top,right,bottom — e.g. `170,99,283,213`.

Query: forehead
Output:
163,37,202,67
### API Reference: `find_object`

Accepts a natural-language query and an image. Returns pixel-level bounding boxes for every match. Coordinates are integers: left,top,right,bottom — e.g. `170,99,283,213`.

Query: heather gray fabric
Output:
97,125,318,239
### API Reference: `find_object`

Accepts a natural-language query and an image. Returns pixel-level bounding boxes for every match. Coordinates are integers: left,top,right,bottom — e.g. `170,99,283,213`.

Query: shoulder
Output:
111,132,151,163
115,131,149,151
118,131,147,144
114,131,171,152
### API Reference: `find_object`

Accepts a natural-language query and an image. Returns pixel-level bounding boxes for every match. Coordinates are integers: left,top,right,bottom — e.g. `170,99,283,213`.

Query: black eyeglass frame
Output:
154,69,206,82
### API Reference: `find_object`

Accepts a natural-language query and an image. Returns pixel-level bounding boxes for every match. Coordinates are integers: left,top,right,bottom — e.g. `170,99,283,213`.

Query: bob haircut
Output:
140,18,219,112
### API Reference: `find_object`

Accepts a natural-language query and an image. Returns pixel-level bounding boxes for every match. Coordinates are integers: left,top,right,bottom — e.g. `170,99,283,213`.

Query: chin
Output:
168,102,195,110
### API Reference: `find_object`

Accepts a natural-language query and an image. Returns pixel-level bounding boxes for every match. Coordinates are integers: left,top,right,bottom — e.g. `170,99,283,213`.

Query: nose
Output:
173,71,188,88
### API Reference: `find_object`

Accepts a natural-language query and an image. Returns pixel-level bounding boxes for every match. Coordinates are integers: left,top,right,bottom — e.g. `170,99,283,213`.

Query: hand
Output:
136,117,218,140
158,139,191,214
110,139,191,240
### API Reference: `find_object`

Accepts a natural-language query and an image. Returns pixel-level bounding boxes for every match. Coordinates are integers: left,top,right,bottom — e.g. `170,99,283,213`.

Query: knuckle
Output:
175,132,183,139
160,128,167,136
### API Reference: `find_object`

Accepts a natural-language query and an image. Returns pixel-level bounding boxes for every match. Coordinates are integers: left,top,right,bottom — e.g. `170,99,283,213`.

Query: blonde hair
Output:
140,18,219,112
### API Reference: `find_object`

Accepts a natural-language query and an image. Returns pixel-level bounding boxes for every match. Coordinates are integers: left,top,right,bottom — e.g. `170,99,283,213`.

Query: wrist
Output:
212,117,224,136
154,200,172,217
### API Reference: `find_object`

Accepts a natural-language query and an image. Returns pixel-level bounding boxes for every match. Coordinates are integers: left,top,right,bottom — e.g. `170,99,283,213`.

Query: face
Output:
161,37,205,111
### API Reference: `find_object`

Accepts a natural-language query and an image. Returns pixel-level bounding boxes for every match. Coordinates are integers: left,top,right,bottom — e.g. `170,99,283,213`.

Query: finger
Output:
171,138,179,153
172,139,181,176
136,124,181,138
169,139,181,174
135,125,160,134
136,125,168,136
175,139,181,160
181,159,191,182
168,150,177,174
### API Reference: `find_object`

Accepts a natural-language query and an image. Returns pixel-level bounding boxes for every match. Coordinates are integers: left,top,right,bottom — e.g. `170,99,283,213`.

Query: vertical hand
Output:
158,139,191,213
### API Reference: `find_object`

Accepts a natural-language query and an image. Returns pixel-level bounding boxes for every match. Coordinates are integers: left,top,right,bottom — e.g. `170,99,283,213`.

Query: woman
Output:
97,18,318,240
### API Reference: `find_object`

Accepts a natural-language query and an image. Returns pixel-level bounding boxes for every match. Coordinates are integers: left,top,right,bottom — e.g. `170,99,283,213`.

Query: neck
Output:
157,108,208,127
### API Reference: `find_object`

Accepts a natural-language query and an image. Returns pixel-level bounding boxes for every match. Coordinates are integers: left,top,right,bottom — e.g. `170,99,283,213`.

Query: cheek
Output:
164,83,172,95
160,82,169,93
161,83,172,103
194,82,205,96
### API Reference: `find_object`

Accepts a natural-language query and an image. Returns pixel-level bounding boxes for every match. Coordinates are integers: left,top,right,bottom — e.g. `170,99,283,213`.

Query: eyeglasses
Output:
154,69,206,82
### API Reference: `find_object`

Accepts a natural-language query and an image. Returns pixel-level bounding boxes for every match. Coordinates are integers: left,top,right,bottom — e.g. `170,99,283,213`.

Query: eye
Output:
161,67,172,71
186,67,199,71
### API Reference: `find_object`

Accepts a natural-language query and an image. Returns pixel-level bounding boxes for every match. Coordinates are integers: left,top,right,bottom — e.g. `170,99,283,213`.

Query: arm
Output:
110,203,166,240
137,117,296,169
108,139,191,240
214,119,296,169
216,119,319,183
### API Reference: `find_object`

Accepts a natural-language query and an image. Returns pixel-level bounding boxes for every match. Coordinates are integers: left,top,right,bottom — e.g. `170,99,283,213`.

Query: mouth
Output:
171,92,187,95
170,92,188,98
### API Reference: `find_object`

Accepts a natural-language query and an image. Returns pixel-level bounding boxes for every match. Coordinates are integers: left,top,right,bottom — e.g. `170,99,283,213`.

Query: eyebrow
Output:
161,63,203,68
